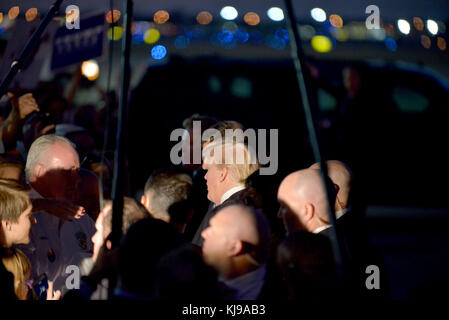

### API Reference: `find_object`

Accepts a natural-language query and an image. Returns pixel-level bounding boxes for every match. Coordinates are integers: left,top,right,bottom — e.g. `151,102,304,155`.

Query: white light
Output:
220,6,238,21
397,19,410,35
427,19,438,35
267,7,284,22
81,60,99,79
310,8,326,22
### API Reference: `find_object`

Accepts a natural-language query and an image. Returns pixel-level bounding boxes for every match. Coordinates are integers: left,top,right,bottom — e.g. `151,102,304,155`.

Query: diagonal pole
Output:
283,0,346,279
0,0,64,97
111,0,133,248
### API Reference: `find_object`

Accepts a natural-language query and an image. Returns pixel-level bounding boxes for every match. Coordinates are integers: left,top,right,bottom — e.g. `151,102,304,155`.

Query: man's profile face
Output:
201,212,229,269
277,200,304,234
202,161,223,204
10,204,35,245
37,142,80,201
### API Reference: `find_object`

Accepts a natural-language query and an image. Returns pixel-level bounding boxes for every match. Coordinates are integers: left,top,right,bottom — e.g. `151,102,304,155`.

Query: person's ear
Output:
3,220,13,231
219,166,228,182
140,195,150,210
303,203,315,222
228,239,243,257
32,163,45,181
105,240,112,250
1,220,9,231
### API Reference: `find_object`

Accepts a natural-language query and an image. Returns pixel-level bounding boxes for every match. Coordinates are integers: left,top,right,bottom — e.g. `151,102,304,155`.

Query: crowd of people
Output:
0,80,390,301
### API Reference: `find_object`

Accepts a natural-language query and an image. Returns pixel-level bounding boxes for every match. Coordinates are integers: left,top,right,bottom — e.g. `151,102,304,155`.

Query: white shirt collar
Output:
312,224,332,234
312,207,351,233
335,207,350,219
219,185,245,205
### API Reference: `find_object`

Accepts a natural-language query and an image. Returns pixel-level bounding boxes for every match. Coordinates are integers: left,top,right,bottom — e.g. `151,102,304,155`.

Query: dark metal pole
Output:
0,0,64,97
282,0,346,278
111,0,133,248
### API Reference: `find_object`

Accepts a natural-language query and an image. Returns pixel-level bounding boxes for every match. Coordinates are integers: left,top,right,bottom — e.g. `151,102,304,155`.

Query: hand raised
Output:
46,281,61,300
7,92,40,119
33,198,86,221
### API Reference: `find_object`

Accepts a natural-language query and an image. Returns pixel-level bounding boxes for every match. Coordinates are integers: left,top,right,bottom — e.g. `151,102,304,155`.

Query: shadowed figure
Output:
76,168,100,222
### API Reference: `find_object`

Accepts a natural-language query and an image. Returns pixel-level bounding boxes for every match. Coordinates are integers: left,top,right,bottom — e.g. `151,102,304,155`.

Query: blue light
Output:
250,31,264,45
385,37,397,52
132,34,144,44
192,27,204,39
323,20,336,33
234,29,249,43
210,33,220,47
174,35,190,49
151,45,167,60
275,29,289,41
266,34,287,50
217,30,234,44
184,27,204,40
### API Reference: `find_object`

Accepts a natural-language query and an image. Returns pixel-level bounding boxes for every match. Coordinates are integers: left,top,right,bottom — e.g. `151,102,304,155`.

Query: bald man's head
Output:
201,204,271,278
310,160,352,213
277,169,335,233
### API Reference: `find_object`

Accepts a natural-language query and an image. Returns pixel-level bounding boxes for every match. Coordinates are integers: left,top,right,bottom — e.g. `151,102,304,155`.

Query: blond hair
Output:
0,179,30,223
203,140,259,184
2,248,31,299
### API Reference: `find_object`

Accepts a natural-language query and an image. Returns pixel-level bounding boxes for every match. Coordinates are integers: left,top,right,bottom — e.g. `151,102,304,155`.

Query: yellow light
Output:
25,8,38,22
421,35,431,49
108,26,123,41
311,35,332,53
329,14,343,28
244,12,260,26
8,6,20,20
106,9,121,24
0,12,3,24
196,11,213,25
437,37,446,51
413,17,424,31
154,10,169,24
144,28,160,44
81,60,100,81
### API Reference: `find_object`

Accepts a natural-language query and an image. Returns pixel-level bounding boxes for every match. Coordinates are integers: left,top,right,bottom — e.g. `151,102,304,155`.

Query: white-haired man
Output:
21,134,96,294
192,140,259,246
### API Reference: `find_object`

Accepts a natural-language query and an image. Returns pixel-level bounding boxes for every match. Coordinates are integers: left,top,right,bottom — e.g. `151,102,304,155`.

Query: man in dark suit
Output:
277,167,389,299
192,141,259,246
